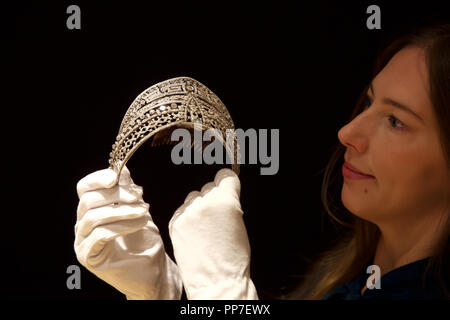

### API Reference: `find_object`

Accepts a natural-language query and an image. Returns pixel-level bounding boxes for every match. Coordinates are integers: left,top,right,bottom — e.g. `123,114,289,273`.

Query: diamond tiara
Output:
109,76,240,175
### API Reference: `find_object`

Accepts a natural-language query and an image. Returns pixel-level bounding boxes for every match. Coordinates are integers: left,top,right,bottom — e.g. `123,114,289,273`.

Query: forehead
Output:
372,47,431,122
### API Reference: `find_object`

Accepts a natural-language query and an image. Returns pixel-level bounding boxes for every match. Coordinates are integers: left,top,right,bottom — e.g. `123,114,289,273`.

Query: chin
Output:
341,186,376,223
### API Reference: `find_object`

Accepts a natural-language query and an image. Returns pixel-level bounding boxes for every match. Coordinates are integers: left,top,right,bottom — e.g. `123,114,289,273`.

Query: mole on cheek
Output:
364,188,368,193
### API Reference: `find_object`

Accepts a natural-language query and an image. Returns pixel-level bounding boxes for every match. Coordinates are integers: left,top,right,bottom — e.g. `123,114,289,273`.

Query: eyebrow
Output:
369,84,424,123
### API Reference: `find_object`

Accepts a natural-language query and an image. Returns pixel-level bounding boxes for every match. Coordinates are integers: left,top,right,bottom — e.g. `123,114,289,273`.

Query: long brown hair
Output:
289,23,450,300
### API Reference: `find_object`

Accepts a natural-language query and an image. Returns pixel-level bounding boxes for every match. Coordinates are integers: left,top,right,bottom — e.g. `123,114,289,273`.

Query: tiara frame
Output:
108,77,240,175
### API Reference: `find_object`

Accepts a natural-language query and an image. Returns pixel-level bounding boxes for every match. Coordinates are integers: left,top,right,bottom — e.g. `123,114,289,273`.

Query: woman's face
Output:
338,47,450,226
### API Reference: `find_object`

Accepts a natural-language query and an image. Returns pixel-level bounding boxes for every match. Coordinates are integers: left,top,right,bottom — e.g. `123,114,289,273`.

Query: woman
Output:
74,23,449,300
290,23,450,300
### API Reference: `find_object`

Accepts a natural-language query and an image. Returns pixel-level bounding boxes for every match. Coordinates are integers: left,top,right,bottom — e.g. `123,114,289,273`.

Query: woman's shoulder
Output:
322,258,448,300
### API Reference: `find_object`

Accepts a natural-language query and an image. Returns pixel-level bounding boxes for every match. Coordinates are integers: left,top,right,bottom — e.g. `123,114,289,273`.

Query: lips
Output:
342,162,375,180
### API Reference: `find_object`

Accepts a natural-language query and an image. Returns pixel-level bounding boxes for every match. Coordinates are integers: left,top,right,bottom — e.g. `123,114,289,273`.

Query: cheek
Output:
374,143,413,190
372,136,449,213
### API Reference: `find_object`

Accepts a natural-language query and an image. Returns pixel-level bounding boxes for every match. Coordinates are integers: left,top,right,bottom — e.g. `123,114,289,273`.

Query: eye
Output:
387,115,406,129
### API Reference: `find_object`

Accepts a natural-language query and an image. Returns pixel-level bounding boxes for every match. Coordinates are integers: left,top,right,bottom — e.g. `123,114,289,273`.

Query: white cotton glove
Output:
74,166,183,300
169,168,258,300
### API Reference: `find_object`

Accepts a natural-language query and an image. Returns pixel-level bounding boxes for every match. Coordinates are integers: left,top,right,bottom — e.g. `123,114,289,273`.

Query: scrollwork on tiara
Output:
108,77,239,175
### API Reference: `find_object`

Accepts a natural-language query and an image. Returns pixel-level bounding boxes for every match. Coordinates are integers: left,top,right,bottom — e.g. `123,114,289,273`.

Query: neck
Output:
373,210,446,277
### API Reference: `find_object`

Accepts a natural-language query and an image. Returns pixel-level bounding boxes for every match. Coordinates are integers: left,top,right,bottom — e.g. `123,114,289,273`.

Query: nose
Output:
337,113,369,154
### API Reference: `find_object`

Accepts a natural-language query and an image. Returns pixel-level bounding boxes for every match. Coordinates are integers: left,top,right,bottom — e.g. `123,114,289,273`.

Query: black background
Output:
7,1,449,300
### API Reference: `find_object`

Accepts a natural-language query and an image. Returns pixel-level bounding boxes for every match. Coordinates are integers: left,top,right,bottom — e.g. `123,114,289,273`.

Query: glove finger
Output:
77,184,144,220
168,190,201,236
184,190,201,205
118,165,134,186
75,215,149,268
77,168,118,198
75,202,150,242
178,190,201,217
200,182,216,196
214,168,241,199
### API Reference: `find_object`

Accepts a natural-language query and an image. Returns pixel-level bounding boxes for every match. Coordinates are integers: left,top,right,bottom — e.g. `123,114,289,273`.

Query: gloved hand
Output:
169,168,259,300
74,166,183,300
